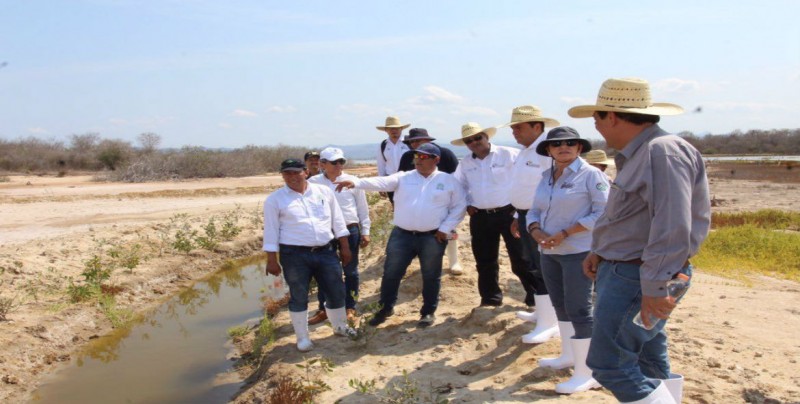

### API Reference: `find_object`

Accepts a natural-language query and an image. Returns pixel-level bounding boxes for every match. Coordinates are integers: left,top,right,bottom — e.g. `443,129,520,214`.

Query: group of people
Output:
262,77,711,404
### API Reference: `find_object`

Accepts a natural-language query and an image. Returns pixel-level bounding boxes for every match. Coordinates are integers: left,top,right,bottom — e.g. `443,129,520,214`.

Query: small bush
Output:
268,376,314,404
195,217,219,250
0,294,22,321
227,325,249,339
98,293,133,328
108,243,143,273
172,229,196,253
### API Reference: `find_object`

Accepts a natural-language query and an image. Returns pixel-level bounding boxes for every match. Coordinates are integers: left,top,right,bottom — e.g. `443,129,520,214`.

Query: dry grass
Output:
712,209,800,230
0,185,276,204
706,160,800,183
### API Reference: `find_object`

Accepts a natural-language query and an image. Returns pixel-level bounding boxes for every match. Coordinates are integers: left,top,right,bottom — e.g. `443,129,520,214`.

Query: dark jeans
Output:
317,226,360,311
516,210,549,297
469,209,536,306
279,244,346,312
587,261,693,402
540,252,593,338
380,227,447,316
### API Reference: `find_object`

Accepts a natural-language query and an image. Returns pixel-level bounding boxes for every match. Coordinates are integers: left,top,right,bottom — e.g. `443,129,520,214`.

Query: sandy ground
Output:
0,168,799,403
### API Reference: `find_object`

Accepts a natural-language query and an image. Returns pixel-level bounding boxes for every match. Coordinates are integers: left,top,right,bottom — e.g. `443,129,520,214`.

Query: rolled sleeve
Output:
640,153,695,297
325,188,350,239
262,197,280,252
576,170,609,231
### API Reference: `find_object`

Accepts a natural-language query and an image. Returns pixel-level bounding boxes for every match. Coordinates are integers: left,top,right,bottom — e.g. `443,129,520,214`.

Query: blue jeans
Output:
516,210,549,297
380,227,447,316
279,244,346,312
317,226,360,311
539,252,593,338
587,261,692,402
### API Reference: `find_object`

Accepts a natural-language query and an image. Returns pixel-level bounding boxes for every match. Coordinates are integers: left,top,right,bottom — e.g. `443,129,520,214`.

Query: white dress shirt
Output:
262,183,350,252
510,135,552,210
352,169,466,233
453,143,518,209
309,172,371,235
376,138,410,176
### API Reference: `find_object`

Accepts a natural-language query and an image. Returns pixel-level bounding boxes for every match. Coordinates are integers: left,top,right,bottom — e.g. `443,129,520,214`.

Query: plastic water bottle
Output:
633,273,691,330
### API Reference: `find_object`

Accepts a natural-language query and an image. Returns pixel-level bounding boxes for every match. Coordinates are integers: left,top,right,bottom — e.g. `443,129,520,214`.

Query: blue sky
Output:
1,1,798,149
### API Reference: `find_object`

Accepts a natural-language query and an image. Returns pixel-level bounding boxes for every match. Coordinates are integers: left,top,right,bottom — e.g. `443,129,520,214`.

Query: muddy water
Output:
32,262,286,403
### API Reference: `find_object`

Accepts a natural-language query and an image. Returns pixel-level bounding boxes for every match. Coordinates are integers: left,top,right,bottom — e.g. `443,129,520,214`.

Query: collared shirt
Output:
376,138,410,176
527,157,609,254
262,183,351,252
352,169,466,233
309,172,371,235
592,124,711,297
509,135,552,210
453,143,518,209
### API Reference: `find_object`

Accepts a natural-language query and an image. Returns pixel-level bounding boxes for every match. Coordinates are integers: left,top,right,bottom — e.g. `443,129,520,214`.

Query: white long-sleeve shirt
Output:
376,138,409,176
262,183,350,252
351,169,466,233
309,172,371,235
453,143,518,209
510,135,552,210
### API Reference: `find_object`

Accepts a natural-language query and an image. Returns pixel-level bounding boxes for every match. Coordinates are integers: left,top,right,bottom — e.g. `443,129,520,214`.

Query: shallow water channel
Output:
32,261,285,403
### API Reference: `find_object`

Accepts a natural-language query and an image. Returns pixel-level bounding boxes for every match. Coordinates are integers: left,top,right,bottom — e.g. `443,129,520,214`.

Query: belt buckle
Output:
310,243,327,252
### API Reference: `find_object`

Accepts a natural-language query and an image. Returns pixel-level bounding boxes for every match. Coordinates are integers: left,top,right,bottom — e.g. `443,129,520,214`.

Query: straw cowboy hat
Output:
376,116,411,131
568,77,684,118
583,149,615,167
502,105,560,128
451,122,497,146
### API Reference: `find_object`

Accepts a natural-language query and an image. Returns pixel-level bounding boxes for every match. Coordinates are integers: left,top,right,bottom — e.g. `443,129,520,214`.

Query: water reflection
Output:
33,260,287,404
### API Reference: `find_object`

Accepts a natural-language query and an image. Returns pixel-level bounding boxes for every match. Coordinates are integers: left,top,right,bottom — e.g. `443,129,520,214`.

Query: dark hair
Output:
527,121,544,131
595,111,660,125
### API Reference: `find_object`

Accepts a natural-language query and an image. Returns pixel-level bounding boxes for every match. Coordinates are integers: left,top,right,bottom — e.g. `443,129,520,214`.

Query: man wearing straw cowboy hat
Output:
583,149,616,179
571,78,710,404
376,116,411,204
503,105,561,344
451,122,534,308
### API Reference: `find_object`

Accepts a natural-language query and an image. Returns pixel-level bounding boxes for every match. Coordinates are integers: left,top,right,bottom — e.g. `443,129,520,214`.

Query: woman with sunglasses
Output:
525,126,609,394
308,147,371,326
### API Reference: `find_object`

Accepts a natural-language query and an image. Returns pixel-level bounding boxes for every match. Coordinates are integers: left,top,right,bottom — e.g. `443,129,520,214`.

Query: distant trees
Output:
679,129,800,155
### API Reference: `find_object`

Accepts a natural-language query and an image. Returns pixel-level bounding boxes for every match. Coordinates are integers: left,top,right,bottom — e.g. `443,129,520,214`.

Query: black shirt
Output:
398,142,459,174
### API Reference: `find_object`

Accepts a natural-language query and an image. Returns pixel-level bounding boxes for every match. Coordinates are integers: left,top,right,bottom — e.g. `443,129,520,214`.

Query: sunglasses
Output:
324,159,346,166
414,153,435,160
463,135,483,145
549,140,579,148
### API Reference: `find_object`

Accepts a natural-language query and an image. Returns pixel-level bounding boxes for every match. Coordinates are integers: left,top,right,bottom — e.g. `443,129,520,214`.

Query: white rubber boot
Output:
446,239,462,275
538,322,575,369
521,294,559,344
289,311,314,352
555,337,601,394
622,381,676,403
663,373,683,403
326,307,357,337
515,310,537,323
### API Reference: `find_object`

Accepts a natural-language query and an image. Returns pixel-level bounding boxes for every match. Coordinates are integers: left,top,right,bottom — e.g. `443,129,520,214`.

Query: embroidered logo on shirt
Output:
525,160,539,167
436,183,445,190
560,183,574,189
596,183,609,191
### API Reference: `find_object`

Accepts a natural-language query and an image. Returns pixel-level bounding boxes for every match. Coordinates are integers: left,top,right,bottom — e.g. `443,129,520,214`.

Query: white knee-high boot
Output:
555,337,601,394
662,373,683,403
326,307,356,337
289,311,314,352
515,310,537,322
446,239,462,274
622,381,676,403
521,294,559,344
538,321,575,369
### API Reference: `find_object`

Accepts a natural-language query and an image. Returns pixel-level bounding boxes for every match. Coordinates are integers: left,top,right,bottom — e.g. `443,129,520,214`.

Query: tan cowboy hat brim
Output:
501,116,560,128
451,127,497,146
568,103,684,118
376,124,411,130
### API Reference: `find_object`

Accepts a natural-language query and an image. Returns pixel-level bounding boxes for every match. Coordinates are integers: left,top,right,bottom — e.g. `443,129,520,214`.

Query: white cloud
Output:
231,109,257,117
653,78,700,93
407,85,466,105
267,105,297,113
27,127,48,134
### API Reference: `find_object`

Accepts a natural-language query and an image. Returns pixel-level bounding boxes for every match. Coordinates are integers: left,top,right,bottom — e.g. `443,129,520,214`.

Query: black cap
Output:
535,126,593,156
280,158,306,172
304,151,320,161
415,143,441,157
404,128,436,143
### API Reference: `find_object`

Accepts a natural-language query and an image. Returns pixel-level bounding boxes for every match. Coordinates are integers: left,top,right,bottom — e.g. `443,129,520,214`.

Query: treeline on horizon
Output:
1,129,798,182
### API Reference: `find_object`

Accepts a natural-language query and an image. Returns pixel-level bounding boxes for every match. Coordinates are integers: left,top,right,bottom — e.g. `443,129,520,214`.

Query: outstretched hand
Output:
334,180,355,192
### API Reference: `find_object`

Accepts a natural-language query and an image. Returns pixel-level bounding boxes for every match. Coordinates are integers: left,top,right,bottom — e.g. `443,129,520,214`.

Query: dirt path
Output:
1,170,798,403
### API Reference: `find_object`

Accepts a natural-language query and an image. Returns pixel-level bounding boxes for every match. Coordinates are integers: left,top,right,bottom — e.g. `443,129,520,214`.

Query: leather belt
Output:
598,256,690,268
397,227,438,236
475,204,514,214
279,241,334,252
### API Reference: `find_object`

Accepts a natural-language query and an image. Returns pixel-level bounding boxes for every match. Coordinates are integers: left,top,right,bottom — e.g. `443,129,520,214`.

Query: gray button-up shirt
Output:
591,124,711,297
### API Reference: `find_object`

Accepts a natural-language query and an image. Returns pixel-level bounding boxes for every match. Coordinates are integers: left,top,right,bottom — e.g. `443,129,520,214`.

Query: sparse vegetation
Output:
227,325,250,339
195,217,219,250
712,209,800,230
364,195,394,257
349,369,449,404
108,243,143,273
252,313,277,359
